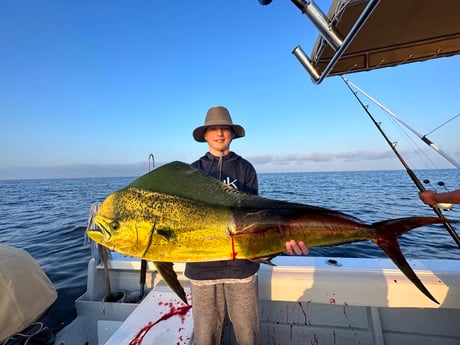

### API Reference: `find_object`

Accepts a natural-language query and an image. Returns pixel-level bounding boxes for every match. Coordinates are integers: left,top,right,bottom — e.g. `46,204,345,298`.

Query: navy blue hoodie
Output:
184,151,260,280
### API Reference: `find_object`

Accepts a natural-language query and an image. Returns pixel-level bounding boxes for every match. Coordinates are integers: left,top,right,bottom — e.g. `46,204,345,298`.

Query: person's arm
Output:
419,189,460,205
285,240,308,255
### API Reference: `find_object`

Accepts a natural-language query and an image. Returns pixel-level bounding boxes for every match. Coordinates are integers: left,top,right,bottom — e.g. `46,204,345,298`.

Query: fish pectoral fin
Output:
251,255,278,266
155,228,175,241
153,261,187,304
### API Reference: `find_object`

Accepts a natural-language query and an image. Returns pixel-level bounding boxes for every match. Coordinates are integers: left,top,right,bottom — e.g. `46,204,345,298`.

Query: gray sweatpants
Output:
190,274,260,345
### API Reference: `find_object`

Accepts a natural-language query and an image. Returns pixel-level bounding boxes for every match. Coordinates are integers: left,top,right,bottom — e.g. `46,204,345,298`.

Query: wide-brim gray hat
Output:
193,106,245,142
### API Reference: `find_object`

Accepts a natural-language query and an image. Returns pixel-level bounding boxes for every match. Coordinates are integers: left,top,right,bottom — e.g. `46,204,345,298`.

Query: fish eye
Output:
110,221,120,231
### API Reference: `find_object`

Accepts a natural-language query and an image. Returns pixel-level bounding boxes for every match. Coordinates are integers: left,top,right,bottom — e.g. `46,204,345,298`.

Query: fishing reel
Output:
423,179,453,211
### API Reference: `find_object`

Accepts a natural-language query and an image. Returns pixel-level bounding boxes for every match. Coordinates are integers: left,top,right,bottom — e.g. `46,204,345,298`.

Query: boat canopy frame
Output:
290,0,460,84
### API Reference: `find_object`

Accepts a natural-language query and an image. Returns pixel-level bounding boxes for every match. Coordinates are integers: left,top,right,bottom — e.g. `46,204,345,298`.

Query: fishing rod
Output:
342,77,460,248
344,78,460,168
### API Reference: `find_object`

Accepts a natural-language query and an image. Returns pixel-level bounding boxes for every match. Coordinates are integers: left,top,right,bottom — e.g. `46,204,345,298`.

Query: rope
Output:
0,322,53,345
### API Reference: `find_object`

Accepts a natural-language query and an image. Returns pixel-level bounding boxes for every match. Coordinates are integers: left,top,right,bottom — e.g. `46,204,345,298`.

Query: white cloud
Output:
249,150,395,166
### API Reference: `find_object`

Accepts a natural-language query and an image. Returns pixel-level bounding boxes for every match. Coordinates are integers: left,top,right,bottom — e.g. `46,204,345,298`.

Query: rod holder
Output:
291,0,343,50
291,0,380,84
292,45,320,82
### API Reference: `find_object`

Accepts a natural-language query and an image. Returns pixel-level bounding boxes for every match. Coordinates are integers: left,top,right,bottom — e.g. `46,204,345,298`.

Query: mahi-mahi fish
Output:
88,161,443,304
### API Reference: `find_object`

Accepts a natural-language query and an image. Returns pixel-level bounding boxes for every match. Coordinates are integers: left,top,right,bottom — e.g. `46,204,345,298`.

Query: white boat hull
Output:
55,255,460,345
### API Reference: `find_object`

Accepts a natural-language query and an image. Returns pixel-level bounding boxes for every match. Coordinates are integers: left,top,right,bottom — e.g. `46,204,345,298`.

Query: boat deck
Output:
55,255,460,345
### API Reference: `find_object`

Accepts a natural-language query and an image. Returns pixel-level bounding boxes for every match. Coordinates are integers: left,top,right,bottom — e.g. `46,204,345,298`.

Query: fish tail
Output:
372,216,442,304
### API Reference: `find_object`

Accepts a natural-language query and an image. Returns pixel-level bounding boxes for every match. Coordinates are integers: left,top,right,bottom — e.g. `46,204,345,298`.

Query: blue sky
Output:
1,0,459,179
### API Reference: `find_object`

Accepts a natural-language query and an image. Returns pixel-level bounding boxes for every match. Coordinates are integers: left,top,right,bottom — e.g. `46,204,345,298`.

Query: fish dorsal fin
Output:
127,161,358,219
127,161,246,207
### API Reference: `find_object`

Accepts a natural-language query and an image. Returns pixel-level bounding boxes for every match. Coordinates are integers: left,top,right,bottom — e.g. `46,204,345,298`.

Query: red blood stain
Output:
231,233,238,259
129,304,192,345
329,298,336,304
297,302,310,325
310,333,319,345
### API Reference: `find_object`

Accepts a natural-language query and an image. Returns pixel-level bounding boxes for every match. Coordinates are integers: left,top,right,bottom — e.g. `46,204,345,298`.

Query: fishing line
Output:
343,78,460,168
342,76,460,248
425,113,460,136
344,80,439,171
424,179,450,192
382,107,438,170
437,181,450,192
343,77,452,173
387,113,441,171
346,78,451,180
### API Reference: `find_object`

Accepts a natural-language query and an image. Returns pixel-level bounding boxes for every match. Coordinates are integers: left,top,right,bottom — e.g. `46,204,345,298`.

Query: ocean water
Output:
1,169,459,334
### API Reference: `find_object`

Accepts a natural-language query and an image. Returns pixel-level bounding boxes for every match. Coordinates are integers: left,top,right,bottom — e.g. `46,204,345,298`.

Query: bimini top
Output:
293,0,460,83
